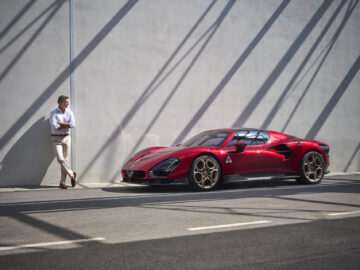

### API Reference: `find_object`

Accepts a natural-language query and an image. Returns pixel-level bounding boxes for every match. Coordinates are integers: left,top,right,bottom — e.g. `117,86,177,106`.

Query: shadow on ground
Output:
0,216,359,270
102,174,360,194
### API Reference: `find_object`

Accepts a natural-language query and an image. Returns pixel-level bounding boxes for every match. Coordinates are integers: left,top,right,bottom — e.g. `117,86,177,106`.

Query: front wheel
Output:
297,151,325,184
189,155,222,191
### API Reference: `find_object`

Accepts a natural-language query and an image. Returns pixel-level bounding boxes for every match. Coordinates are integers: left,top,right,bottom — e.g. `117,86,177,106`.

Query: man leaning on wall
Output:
50,95,77,189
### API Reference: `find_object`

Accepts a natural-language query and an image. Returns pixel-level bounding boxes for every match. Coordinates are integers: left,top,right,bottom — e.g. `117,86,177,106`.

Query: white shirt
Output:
50,107,76,135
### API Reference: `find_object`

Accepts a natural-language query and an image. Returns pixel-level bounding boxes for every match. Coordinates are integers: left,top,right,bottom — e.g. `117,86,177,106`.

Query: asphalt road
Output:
1,174,360,269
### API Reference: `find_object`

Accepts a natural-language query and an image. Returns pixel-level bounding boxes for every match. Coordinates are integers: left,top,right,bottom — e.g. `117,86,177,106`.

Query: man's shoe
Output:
59,183,68,189
71,172,77,187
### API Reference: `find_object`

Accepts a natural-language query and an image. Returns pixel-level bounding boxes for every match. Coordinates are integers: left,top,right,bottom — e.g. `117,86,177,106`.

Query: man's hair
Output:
58,95,69,104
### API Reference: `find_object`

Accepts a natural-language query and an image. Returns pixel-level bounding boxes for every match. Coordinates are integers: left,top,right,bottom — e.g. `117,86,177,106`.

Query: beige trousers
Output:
51,135,74,184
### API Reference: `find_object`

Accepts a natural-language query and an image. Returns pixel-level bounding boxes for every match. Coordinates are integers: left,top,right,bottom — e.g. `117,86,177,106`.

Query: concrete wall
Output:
0,0,70,186
0,0,359,186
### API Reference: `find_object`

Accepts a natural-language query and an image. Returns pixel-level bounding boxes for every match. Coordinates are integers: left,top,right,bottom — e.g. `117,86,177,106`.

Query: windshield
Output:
182,130,230,147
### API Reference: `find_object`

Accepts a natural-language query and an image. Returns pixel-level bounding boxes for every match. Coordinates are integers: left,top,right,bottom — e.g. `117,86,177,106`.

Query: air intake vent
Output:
125,170,146,179
271,144,292,159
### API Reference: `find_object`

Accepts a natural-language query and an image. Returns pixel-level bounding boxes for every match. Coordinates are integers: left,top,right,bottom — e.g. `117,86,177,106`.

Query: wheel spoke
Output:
314,157,322,168
306,155,313,165
315,168,323,179
205,159,215,169
198,175,204,187
209,169,218,184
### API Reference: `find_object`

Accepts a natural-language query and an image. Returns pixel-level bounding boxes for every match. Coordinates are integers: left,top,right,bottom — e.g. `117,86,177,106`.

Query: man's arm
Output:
50,111,60,130
58,122,71,129
58,110,75,129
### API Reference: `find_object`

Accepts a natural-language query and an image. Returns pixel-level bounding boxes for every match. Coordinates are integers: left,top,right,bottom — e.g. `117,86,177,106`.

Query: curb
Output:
0,172,359,193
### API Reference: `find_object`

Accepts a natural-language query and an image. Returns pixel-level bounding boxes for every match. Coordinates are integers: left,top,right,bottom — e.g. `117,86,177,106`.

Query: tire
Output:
297,151,325,184
188,155,222,191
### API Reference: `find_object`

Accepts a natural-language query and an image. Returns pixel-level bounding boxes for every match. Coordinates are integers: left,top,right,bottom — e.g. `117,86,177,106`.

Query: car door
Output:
226,130,268,176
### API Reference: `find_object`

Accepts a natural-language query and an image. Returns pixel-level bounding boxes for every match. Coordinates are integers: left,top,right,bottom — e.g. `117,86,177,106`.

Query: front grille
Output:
125,170,146,179
150,170,169,177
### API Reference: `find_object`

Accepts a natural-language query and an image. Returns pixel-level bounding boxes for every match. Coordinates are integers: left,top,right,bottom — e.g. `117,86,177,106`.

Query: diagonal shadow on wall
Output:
125,0,236,159
116,0,218,110
78,1,219,181
282,0,359,132
0,0,36,41
0,117,54,187
0,0,138,151
344,142,360,172
305,55,360,139
260,0,347,130
0,0,65,83
171,0,291,146
132,1,233,107
231,0,333,128
0,0,60,55
105,0,235,182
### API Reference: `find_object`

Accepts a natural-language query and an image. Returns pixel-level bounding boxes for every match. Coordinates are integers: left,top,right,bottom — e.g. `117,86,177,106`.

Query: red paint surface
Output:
122,129,329,181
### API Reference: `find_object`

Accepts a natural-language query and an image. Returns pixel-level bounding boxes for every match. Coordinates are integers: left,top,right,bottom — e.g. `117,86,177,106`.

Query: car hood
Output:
123,146,211,171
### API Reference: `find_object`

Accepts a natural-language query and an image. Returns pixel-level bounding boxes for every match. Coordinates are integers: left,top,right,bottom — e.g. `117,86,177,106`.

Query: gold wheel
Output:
303,153,324,182
192,156,220,190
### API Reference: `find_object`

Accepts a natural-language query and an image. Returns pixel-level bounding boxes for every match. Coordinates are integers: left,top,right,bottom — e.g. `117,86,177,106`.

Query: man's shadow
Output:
0,117,54,187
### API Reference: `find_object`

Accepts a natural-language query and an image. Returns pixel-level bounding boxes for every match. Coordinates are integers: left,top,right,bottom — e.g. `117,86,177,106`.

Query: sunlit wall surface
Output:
0,0,359,186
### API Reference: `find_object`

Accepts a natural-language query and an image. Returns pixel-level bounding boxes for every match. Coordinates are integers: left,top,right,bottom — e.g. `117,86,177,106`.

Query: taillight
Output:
319,144,329,155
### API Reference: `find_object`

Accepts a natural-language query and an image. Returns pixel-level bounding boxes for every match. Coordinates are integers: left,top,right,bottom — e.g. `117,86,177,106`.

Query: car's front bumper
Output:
122,177,188,186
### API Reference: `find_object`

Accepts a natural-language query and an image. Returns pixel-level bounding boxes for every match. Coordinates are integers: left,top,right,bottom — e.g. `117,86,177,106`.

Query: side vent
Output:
271,144,292,159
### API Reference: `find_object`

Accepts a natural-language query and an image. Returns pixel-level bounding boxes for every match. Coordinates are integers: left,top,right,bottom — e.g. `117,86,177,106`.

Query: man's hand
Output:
60,122,71,128
57,122,71,130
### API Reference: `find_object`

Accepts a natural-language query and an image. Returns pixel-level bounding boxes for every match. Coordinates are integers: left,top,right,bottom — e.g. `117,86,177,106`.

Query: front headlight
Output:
149,158,179,178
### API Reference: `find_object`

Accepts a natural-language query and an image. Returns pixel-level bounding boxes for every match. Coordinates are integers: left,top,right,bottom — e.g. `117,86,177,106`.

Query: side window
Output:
227,130,256,146
226,130,269,147
253,135,264,145
251,131,269,145
226,135,239,147
244,130,259,145
226,130,248,147
260,131,269,144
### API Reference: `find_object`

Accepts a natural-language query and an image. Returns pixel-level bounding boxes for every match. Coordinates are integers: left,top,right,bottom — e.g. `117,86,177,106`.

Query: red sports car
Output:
122,129,329,191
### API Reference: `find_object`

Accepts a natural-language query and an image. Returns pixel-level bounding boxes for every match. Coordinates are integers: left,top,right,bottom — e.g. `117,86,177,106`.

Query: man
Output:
50,95,77,189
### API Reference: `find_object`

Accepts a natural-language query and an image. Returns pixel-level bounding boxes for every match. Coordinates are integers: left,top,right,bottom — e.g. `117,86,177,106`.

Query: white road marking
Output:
327,210,360,216
0,237,105,251
188,220,271,231
20,207,101,214
0,182,359,207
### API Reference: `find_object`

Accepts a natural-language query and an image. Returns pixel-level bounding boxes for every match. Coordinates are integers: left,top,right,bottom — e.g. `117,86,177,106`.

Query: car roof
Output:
212,128,294,138
213,128,268,133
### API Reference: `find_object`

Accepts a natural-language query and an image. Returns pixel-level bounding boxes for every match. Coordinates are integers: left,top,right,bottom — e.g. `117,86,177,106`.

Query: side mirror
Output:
234,142,246,153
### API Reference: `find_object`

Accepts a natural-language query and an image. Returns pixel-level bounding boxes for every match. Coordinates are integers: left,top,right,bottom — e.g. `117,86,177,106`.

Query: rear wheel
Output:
189,155,221,191
297,151,324,184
